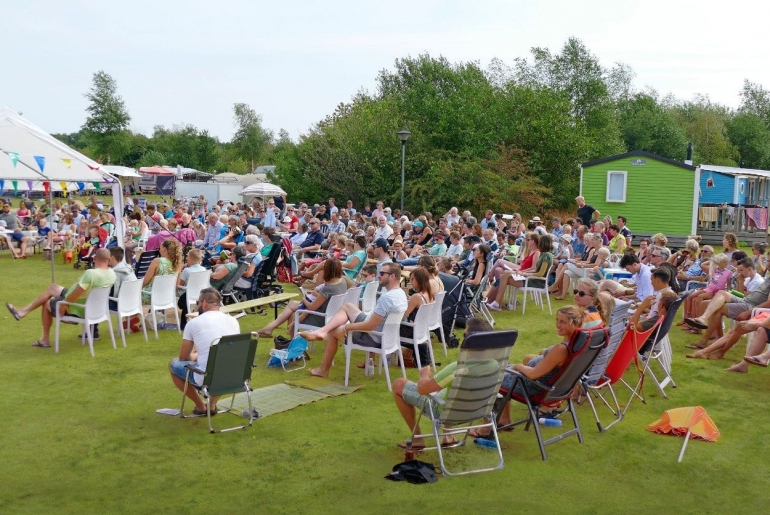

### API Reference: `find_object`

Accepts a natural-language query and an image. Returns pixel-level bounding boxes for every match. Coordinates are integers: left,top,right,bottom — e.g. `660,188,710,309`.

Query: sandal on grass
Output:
397,439,425,450
192,407,218,416
6,303,20,321
31,341,51,348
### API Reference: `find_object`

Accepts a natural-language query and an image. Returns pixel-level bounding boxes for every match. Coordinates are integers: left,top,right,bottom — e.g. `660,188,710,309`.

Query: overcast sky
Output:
2,0,768,142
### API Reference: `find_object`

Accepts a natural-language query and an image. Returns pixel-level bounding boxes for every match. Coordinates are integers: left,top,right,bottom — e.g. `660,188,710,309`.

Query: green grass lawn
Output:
2,240,768,514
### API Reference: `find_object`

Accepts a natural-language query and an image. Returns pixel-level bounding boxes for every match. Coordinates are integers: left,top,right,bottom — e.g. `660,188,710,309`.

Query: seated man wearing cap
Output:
371,238,393,274
531,216,548,236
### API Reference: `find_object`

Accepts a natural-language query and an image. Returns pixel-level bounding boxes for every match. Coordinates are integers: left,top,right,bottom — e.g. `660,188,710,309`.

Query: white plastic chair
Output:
343,309,407,391
110,279,148,347
511,276,552,315
400,302,436,371
360,280,379,315
428,291,448,356
54,286,116,357
147,274,182,339
343,285,363,307
184,270,212,313
294,293,347,338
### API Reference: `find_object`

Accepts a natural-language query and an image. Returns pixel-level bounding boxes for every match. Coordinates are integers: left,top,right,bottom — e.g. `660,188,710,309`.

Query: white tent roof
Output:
0,108,117,184
102,165,141,178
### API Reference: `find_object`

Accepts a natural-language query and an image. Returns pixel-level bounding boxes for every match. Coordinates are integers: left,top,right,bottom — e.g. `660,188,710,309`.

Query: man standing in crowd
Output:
576,196,600,226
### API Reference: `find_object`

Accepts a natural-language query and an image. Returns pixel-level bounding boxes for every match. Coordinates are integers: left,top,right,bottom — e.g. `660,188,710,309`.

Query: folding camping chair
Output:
580,301,631,431
179,332,259,433
409,330,518,476
608,317,662,417
133,249,159,279
268,336,309,372
496,327,609,460
625,296,683,403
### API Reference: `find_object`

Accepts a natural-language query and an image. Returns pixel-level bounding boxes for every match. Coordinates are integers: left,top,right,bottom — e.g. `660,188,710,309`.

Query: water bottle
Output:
474,438,498,450
365,357,374,376
539,418,563,427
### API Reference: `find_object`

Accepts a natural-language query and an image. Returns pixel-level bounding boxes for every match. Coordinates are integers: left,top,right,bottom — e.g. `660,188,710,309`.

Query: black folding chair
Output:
497,327,609,460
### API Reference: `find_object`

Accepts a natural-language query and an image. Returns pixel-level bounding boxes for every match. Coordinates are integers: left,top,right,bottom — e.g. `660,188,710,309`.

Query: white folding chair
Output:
54,286,116,357
360,280,378,315
400,302,436,371
147,274,182,339
184,270,212,313
428,291,448,356
344,310,407,391
110,279,148,347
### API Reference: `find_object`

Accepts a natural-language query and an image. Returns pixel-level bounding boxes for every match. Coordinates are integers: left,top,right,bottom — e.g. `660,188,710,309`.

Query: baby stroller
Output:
438,272,472,348
74,227,107,269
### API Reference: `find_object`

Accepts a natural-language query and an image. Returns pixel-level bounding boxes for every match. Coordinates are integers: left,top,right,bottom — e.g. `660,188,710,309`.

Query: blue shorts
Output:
8,232,25,242
170,358,200,387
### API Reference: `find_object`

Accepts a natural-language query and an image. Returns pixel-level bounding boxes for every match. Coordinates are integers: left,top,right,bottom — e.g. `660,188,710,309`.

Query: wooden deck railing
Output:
697,205,768,235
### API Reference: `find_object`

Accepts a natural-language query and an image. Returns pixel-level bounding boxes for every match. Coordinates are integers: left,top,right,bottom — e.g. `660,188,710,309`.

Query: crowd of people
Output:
4,191,769,426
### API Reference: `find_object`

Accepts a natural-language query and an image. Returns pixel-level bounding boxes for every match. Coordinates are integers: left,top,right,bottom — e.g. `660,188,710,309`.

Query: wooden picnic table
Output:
188,292,298,320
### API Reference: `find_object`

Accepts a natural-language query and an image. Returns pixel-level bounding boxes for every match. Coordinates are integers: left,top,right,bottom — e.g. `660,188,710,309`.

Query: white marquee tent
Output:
0,107,125,280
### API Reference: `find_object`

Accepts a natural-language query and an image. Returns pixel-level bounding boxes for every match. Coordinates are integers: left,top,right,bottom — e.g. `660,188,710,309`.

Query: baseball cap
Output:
413,221,423,227
373,238,390,250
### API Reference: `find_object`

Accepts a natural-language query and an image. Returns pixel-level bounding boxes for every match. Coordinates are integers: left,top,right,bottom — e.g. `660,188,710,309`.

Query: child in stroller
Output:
74,224,106,269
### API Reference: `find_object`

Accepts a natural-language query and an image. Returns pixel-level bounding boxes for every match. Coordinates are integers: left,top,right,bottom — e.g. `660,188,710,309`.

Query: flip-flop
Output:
255,330,273,338
685,344,706,350
468,428,492,439
6,303,20,321
743,356,769,367
31,341,51,348
685,353,705,359
440,439,459,448
684,318,708,330
397,439,426,450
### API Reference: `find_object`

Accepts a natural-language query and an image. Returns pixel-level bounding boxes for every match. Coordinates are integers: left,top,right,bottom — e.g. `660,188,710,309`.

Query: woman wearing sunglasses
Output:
573,278,614,329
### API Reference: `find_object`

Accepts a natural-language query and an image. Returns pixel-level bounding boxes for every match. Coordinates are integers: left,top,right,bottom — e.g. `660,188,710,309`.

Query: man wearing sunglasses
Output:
303,262,408,378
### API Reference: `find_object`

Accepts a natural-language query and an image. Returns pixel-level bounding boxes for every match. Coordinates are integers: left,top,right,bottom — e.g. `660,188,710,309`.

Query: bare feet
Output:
725,363,748,373
255,329,273,338
301,330,325,342
685,352,706,359
308,367,328,378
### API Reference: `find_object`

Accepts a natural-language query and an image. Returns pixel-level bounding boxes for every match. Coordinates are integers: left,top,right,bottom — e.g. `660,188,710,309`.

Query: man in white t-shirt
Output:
303,262,408,378
169,288,240,415
373,216,393,240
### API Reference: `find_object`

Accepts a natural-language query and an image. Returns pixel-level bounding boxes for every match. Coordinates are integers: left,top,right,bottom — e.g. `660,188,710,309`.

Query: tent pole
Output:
49,183,55,283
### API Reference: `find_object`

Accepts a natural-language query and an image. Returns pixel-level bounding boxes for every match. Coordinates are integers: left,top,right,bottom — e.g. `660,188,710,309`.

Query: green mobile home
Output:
580,150,697,237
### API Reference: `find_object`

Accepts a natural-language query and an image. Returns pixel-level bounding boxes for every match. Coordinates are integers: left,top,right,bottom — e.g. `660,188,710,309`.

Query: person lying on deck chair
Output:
392,317,494,450
468,305,583,438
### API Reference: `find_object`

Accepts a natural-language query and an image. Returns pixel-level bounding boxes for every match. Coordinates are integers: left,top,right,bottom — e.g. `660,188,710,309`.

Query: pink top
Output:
705,267,732,294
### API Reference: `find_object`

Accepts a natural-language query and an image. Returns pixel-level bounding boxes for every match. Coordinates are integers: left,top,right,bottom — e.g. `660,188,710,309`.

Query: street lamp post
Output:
397,130,411,213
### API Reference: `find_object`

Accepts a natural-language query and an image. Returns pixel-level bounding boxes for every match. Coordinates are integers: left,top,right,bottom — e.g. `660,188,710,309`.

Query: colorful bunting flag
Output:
7,152,19,167
77,182,85,193
43,182,50,196
12,181,18,195
34,155,45,173
26,181,33,191
0,180,4,191
61,158,72,169
60,181,67,194
93,182,102,193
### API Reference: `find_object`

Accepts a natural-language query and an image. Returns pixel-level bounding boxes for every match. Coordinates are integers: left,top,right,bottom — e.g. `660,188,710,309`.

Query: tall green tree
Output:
232,103,273,172
81,70,132,164
617,91,689,160
726,112,770,169
671,95,739,166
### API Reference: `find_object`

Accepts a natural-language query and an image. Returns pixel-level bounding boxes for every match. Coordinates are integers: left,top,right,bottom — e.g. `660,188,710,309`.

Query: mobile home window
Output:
606,171,627,203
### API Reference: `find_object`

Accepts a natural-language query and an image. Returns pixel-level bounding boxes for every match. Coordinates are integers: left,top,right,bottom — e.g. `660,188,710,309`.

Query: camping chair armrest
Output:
109,296,118,302
184,363,205,375
427,392,446,406
507,369,555,393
